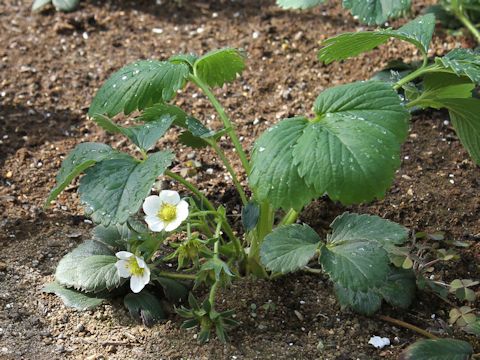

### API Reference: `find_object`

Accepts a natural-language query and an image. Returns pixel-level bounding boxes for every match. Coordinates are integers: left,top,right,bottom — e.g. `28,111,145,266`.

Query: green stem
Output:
156,271,196,280
393,66,429,90
454,7,480,43
209,140,248,205
189,74,251,175
279,209,298,226
247,201,273,277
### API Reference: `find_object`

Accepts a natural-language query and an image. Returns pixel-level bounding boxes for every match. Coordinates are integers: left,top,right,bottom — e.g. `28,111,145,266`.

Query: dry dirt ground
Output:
0,0,479,359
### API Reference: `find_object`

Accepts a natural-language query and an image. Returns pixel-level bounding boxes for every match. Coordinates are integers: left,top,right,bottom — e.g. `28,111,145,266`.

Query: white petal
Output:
130,274,149,293
164,218,183,232
116,251,134,260
176,200,189,222
115,260,131,278
149,219,166,232
159,190,180,205
143,195,161,216
135,256,146,269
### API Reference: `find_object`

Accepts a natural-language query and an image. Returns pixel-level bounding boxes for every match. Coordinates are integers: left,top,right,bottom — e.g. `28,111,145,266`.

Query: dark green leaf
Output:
93,223,130,248
464,320,480,336
46,143,127,206
329,212,409,246
241,201,260,232
138,103,190,128
260,224,321,273
43,282,105,310
194,48,245,87
318,14,434,64
89,60,189,118
379,268,416,309
79,151,173,225
156,277,189,302
52,0,79,12
276,0,325,9
169,53,198,68
179,131,209,148
435,48,480,84
185,117,216,138
32,0,52,12
124,291,166,327
249,117,317,211
342,0,412,26
294,81,409,204
334,284,382,316
416,73,475,107
400,339,473,360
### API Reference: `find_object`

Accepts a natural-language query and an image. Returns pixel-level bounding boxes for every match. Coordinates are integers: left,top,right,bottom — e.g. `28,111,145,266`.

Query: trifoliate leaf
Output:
43,282,105,311
89,60,190,118
124,291,166,327
318,14,435,64
32,0,52,12
342,0,412,26
276,0,325,9
249,117,317,211
241,201,260,232
329,212,409,246
435,48,480,84
400,339,473,360
379,268,416,309
46,143,128,207
334,284,382,316
79,151,173,225
52,0,79,12
293,81,409,204
194,48,245,87
260,224,321,273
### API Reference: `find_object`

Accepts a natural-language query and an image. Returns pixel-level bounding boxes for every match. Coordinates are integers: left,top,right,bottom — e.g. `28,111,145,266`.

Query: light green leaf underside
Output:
55,240,122,293
334,284,382,316
32,0,51,12
329,212,409,245
342,0,412,26
43,282,105,310
318,14,434,64
260,224,321,273
435,48,480,84
46,143,128,206
194,48,245,88
276,0,325,9
89,60,190,118
52,0,79,12
401,339,473,360
79,151,173,226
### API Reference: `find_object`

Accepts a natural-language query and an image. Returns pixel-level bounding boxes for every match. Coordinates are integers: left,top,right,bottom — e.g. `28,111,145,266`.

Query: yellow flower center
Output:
127,257,144,276
158,203,177,222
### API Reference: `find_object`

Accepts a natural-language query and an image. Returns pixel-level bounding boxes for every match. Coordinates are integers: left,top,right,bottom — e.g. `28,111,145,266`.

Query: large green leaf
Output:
293,81,409,204
329,212,409,246
55,240,122,293
124,291,166,327
342,0,412,26
89,60,190,118
260,224,321,273
379,268,416,309
318,14,434,64
79,151,173,225
52,0,79,12
43,282,105,310
276,0,325,9
93,223,131,247
416,73,475,106
435,48,480,84
249,117,317,211
46,143,128,206
334,284,382,316
194,48,245,88
465,319,480,336
400,339,473,360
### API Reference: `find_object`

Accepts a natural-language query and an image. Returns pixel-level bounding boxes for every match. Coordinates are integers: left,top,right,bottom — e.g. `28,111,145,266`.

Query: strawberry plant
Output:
44,14,480,342
32,0,79,12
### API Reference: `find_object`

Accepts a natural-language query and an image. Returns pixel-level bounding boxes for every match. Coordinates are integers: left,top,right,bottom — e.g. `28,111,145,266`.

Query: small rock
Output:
294,310,304,321
75,323,85,333
0,262,7,271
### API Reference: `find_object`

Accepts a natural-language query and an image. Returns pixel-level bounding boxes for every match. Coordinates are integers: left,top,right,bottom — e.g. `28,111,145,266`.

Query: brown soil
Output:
0,0,479,359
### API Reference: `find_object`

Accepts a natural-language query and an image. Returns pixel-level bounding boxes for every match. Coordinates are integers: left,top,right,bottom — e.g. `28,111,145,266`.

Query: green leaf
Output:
400,339,473,360
249,117,317,211
276,0,325,9
32,0,52,12
194,48,245,87
55,240,122,292
242,201,260,232
179,131,209,148
52,0,79,12
260,224,321,273
124,291,166,327
318,14,434,64
43,282,105,310
334,284,382,316
417,73,475,106
169,53,199,68
435,48,480,84
329,212,409,246
79,151,173,225
342,0,412,26
138,103,190,128
46,143,127,206
93,223,130,247
89,60,189,118
156,277,189,302
294,81,409,204
379,268,416,309
464,319,480,336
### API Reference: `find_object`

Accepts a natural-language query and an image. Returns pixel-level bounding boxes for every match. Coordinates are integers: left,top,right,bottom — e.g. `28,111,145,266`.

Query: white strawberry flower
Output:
142,190,189,232
115,251,151,293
